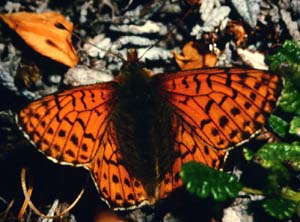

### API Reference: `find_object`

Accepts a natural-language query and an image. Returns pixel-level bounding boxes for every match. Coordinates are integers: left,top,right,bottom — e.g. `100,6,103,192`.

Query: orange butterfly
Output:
17,49,282,210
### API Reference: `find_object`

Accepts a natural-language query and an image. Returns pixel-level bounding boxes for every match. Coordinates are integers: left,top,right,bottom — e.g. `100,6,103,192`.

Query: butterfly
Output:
17,49,283,210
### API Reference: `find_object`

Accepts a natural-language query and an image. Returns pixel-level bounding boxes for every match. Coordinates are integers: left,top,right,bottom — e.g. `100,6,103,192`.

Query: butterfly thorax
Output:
112,60,176,196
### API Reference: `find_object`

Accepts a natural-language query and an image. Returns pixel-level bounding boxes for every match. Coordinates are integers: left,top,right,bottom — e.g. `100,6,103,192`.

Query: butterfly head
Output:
116,48,153,84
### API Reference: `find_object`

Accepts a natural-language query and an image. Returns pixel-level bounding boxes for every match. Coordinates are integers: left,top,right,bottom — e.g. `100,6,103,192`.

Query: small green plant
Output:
180,162,242,201
262,197,297,220
181,40,300,221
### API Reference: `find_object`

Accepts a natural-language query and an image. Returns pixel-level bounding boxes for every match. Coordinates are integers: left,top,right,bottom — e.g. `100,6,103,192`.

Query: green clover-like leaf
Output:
262,197,296,219
268,40,300,90
268,40,300,70
268,114,289,138
278,79,300,115
180,162,242,201
289,116,300,137
255,142,300,169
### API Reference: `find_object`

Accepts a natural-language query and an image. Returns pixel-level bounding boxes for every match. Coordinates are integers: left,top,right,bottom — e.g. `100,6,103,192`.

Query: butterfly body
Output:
18,51,283,209
98,59,177,199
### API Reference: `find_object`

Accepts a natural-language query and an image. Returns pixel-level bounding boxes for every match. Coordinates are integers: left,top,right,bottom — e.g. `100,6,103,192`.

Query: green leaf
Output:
254,143,300,187
255,142,300,169
283,41,300,62
280,40,300,63
289,116,300,137
288,63,300,89
267,40,300,89
268,114,289,138
268,40,300,71
278,79,300,115
262,197,296,219
180,162,242,201
243,147,255,161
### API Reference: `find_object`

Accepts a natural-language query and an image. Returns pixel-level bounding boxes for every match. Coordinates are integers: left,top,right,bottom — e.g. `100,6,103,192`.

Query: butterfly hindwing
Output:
158,113,227,199
87,121,150,209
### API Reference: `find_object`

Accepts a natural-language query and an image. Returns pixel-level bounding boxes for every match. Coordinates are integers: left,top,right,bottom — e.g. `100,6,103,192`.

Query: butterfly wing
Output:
18,82,149,209
152,67,282,198
18,83,116,164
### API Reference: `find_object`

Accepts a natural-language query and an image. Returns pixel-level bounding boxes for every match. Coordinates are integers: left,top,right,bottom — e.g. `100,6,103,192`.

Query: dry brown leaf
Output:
0,11,78,67
16,61,41,89
227,21,247,46
173,41,217,70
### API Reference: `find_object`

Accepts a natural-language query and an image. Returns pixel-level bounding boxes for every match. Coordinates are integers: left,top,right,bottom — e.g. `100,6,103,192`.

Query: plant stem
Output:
242,187,264,195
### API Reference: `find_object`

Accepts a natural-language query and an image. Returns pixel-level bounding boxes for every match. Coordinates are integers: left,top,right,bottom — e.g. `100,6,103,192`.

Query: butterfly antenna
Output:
138,7,194,60
54,22,125,62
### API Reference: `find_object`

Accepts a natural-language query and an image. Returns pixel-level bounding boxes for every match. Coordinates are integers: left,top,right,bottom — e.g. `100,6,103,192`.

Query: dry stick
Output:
54,21,125,61
242,187,264,196
1,199,14,221
73,30,125,61
18,183,33,220
20,168,86,219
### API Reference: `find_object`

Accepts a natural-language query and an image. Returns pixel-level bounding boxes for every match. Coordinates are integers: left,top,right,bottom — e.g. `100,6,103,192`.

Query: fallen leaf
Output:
237,48,268,70
174,41,217,70
0,11,78,67
15,60,41,89
227,21,247,46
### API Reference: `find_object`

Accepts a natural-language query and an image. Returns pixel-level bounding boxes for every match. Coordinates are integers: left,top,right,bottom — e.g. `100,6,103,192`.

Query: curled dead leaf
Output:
227,21,247,46
174,41,217,70
15,60,41,89
0,11,78,67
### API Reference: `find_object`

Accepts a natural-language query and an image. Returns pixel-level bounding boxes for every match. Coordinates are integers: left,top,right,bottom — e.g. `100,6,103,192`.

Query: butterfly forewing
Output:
18,83,118,164
153,68,282,198
153,68,282,150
